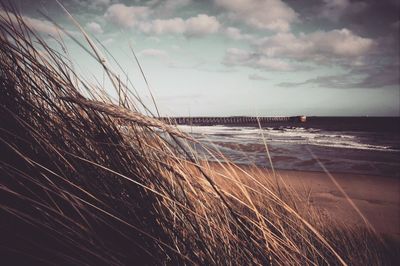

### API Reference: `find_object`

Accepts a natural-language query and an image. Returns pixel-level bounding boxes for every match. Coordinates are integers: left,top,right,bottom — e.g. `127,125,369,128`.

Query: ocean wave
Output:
178,125,398,152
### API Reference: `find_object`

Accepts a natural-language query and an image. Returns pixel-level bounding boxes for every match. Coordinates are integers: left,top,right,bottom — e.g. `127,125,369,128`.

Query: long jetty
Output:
159,116,306,126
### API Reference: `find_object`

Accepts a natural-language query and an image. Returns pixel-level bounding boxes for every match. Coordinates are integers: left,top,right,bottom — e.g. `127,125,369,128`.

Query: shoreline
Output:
213,160,400,179
208,162,400,239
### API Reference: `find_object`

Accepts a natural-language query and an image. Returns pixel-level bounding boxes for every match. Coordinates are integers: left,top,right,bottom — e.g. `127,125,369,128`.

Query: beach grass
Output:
0,6,398,265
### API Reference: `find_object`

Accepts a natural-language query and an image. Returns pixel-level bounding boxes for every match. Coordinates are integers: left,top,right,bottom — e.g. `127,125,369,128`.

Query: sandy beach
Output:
209,163,400,239
277,169,400,238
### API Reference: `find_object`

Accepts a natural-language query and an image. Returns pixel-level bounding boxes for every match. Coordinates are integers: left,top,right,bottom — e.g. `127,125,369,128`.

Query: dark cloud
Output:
222,48,293,71
351,64,400,88
287,0,400,38
278,63,399,89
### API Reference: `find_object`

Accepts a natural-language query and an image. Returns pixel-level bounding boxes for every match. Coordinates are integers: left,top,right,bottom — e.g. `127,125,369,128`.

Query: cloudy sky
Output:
3,0,400,116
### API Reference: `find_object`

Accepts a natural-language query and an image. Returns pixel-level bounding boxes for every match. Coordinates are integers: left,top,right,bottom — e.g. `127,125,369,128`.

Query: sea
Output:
177,117,400,178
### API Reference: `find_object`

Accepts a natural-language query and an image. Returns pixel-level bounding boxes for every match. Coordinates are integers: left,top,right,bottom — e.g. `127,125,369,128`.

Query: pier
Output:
159,116,306,126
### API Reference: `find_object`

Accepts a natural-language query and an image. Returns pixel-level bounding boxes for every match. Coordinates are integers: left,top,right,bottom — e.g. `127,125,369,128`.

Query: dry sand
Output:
210,163,400,239
276,169,400,239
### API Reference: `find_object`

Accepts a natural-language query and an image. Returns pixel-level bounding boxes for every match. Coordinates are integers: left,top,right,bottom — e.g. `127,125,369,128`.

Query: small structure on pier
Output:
299,115,307,123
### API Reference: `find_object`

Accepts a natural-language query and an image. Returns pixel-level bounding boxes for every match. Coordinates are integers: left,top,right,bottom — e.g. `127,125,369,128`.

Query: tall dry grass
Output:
0,5,397,265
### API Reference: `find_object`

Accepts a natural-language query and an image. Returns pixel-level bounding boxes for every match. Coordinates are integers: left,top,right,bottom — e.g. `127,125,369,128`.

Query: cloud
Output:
319,0,367,22
214,0,297,32
224,27,253,40
222,28,374,72
320,0,350,21
102,38,114,45
139,14,220,37
104,3,219,36
256,29,374,61
140,18,186,34
0,11,60,36
223,48,252,64
350,64,400,88
223,48,292,71
147,36,161,43
154,0,192,16
104,3,150,28
94,0,111,5
308,29,374,57
86,22,103,34
248,73,268,80
73,0,112,11
278,64,399,89
278,74,358,88
392,20,400,29
138,48,168,58
185,14,220,36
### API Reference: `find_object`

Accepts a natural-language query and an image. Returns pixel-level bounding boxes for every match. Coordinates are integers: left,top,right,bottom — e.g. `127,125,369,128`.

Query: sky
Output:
2,0,400,116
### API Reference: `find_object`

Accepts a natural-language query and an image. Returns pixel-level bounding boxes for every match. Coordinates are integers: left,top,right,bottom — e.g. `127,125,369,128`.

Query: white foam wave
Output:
177,125,397,152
